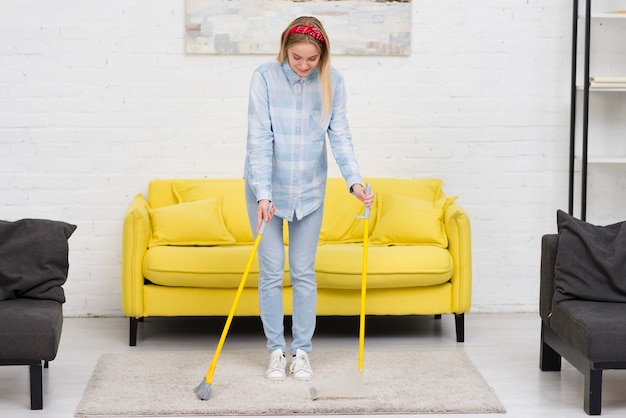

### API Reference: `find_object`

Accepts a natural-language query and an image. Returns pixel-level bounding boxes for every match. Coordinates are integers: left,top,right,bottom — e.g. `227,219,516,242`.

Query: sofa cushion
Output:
0,218,76,303
143,245,290,288
369,194,457,247
144,243,453,290
315,244,453,289
553,210,626,303
319,177,444,244
148,199,236,247
0,298,63,360
172,181,254,244
549,299,626,362
319,178,374,244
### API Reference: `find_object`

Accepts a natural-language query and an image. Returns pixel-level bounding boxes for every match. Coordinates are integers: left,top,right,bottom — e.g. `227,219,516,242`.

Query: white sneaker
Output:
265,349,286,380
289,349,313,380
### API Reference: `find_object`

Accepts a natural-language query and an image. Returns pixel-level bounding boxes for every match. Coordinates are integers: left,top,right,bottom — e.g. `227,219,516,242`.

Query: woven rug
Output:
74,349,505,416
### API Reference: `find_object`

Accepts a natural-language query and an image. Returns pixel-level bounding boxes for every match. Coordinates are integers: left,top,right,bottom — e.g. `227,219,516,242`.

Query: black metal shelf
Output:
568,0,626,221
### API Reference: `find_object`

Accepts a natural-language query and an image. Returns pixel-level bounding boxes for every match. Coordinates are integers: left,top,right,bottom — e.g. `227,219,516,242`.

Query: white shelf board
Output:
576,85,626,92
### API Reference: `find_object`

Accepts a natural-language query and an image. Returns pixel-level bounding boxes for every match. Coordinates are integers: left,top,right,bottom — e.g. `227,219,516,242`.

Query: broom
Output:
310,183,371,400
356,183,371,376
194,208,270,400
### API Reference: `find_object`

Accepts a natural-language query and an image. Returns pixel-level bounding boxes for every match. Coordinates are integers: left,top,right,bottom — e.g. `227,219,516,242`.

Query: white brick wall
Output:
0,0,621,316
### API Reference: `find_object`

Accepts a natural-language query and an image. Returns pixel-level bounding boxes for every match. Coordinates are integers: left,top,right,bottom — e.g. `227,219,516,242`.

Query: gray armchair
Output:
539,210,626,415
0,218,76,409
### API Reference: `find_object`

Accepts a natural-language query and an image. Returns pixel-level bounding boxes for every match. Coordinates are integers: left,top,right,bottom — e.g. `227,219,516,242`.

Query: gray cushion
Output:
0,298,63,360
553,210,626,303
0,218,77,302
549,299,626,362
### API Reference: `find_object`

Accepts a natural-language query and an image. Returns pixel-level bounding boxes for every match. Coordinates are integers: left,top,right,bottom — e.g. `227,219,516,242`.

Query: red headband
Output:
287,25,326,48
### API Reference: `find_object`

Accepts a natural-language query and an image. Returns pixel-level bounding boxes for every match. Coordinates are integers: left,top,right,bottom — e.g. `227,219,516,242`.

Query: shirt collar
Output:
282,61,318,85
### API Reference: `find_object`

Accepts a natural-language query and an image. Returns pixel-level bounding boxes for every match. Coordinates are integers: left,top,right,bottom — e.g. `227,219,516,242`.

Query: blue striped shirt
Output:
244,60,362,222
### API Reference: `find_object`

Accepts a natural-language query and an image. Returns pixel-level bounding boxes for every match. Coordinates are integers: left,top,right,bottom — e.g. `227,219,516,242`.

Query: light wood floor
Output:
1,313,626,417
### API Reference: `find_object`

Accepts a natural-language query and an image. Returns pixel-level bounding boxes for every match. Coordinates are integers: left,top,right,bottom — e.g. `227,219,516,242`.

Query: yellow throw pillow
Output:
319,179,374,243
148,199,236,247
172,182,253,244
369,193,457,247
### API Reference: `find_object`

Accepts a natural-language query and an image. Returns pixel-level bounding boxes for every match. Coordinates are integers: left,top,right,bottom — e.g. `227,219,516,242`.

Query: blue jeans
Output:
246,184,322,355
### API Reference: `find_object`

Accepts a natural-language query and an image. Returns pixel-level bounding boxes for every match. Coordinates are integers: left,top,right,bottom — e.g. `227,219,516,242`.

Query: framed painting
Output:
185,0,411,56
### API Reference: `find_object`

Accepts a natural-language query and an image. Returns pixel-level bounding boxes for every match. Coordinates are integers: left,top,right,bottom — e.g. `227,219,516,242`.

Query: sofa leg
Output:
29,360,43,410
434,314,442,319
454,313,464,342
539,324,561,371
584,368,602,415
129,317,139,346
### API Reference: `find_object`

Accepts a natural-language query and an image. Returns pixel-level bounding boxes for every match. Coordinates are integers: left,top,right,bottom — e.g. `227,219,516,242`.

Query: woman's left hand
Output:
351,183,374,207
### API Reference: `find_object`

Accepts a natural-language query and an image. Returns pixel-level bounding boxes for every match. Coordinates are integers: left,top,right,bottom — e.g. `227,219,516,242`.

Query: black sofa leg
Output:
29,360,43,410
129,317,139,346
584,368,602,415
540,325,561,371
455,313,464,342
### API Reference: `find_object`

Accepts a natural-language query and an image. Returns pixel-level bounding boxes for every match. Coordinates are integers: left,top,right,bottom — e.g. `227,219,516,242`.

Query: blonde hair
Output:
278,16,332,121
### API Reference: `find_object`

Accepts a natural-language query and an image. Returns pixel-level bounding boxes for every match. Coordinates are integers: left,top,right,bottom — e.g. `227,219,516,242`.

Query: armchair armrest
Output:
444,203,472,313
540,234,559,322
121,194,150,317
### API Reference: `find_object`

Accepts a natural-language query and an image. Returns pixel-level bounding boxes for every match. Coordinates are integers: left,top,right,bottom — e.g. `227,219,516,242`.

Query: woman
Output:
244,16,374,381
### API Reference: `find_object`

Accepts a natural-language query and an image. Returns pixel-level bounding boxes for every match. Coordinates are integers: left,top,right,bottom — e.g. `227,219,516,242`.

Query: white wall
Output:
0,0,620,316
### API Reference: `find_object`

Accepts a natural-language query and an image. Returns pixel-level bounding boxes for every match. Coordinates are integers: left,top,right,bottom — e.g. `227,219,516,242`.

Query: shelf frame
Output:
567,0,626,220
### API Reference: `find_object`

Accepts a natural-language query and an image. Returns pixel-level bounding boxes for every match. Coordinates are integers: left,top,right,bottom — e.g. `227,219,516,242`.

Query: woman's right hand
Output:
256,199,275,232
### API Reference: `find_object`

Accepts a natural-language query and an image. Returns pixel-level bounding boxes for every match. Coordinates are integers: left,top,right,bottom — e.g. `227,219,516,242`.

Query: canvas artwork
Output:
184,0,411,56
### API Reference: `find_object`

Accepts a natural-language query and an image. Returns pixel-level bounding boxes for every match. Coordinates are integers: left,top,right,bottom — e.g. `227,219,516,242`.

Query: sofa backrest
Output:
147,177,446,245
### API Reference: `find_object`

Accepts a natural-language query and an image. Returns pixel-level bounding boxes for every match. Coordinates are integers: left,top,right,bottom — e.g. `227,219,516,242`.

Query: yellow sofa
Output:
121,178,472,345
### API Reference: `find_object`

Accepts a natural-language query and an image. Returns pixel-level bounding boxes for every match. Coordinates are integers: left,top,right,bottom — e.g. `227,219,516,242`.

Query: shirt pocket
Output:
308,110,328,142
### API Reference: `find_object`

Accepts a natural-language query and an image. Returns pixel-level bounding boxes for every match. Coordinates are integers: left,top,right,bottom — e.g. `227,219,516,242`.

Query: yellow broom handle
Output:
358,218,368,374
205,216,268,384
358,183,371,375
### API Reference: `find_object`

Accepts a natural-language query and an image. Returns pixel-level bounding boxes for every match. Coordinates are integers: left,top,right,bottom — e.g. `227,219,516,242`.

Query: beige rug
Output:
74,350,505,417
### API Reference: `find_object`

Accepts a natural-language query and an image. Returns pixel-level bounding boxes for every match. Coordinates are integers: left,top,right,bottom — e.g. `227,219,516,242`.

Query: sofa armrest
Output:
539,234,559,322
444,203,472,313
121,194,151,317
